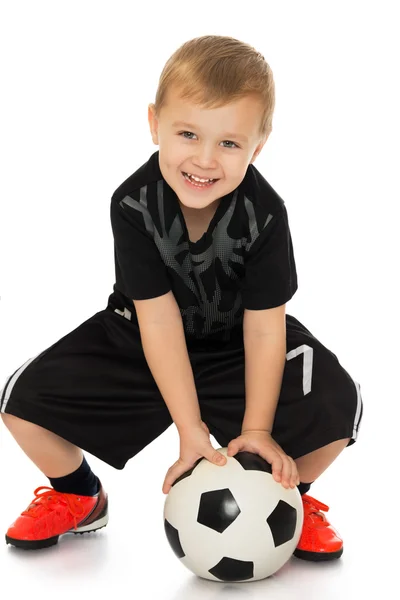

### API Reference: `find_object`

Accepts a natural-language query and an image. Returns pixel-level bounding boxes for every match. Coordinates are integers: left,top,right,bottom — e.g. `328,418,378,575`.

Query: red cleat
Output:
5,483,108,550
293,494,343,561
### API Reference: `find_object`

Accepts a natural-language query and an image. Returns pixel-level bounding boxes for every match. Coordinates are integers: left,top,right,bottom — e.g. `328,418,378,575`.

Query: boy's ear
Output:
250,133,270,164
148,103,159,144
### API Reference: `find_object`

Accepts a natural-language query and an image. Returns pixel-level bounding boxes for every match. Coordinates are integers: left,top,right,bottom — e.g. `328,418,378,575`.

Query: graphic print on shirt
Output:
119,181,273,340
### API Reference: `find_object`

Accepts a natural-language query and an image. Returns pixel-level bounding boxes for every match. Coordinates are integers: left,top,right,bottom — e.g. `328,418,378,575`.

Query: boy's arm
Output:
241,305,287,433
133,291,202,432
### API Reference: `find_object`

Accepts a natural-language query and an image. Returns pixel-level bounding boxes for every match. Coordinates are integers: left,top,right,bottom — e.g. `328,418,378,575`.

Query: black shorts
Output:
0,292,363,470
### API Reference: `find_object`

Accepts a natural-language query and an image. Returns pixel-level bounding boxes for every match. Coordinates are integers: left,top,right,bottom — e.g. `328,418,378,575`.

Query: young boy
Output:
0,35,362,561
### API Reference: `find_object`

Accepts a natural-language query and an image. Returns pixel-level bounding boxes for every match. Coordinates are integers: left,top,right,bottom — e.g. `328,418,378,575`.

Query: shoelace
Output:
21,486,86,530
302,494,330,526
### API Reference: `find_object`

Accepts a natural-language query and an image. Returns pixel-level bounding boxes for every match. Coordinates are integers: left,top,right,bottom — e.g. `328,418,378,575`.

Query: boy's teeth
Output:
186,172,214,183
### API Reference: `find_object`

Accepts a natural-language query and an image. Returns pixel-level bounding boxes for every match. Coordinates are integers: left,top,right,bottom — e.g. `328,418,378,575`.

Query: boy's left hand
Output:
227,430,300,489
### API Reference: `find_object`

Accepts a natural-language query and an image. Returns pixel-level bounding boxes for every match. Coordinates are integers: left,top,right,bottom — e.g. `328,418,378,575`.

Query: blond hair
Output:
153,35,275,137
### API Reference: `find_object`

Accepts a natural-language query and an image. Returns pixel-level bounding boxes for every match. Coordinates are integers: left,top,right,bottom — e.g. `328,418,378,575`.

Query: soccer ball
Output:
163,448,303,582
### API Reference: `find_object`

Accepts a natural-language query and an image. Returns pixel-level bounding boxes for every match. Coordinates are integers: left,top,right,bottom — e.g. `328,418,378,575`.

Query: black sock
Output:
48,455,100,496
297,482,313,496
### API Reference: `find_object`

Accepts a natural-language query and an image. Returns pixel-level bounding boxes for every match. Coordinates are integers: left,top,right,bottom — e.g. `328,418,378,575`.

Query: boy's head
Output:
148,35,275,212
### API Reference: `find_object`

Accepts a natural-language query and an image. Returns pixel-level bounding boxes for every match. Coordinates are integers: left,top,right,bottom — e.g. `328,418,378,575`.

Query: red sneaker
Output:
5,482,108,550
293,494,343,561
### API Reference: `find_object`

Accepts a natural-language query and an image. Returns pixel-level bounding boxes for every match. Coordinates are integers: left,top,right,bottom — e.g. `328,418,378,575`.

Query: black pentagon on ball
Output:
234,451,273,474
164,519,185,558
267,500,297,547
209,556,254,581
198,488,241,533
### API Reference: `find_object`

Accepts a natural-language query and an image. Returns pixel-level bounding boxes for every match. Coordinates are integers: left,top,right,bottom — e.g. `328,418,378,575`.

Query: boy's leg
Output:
1,412,99,496
193,314,363,562
2,411,107,549
0,302,173,472
294,437,351,483
1,413,83,476
1,295,173,549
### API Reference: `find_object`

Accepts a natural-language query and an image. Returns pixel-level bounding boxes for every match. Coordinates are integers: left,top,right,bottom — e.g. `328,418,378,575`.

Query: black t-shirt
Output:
110,151,298,343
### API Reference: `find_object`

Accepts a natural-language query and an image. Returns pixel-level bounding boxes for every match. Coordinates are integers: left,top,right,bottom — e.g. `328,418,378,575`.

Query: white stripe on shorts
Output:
0,355,38,413
351,379,363,440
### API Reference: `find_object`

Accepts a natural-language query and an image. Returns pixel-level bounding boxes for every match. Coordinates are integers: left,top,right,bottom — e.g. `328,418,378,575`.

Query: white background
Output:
0,0,398,597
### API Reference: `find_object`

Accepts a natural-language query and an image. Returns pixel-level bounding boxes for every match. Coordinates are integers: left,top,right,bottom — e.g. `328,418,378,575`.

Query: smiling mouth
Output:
182,172,219,186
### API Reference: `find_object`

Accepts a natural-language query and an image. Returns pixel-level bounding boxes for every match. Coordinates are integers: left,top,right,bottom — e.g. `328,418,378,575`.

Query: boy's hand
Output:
228,430,300,489
162,420,226,494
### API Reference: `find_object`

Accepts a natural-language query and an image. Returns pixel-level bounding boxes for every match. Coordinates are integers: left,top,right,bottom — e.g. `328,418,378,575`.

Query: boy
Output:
0,35,362,561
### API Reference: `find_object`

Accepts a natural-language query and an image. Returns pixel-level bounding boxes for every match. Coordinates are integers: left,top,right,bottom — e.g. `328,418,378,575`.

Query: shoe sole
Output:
5,499,109,550
293,546,343,561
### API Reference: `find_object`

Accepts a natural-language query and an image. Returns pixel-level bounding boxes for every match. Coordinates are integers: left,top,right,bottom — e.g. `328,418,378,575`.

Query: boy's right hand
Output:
162,420,226,494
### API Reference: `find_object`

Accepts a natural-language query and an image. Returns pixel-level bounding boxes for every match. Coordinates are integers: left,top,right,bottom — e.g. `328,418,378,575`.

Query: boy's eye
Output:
179,131,238,149
181,131,196,140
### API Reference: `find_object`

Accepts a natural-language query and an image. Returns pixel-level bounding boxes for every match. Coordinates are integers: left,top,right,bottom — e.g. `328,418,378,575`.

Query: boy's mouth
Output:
182,171,219,188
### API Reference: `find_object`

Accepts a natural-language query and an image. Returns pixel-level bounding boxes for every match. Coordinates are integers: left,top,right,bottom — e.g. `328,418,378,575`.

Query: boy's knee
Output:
1,412,16,424
1,412,29,430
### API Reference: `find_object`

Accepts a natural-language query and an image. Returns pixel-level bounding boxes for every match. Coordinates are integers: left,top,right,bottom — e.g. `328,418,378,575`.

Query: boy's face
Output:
148,86,269,212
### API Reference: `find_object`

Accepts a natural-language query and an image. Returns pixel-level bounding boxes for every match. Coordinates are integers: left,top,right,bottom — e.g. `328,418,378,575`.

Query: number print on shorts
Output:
286,344,313,396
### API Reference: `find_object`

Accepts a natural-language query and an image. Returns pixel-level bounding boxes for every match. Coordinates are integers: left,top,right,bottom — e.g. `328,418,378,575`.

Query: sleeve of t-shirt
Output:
240,204,298,310
110,193,172,300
